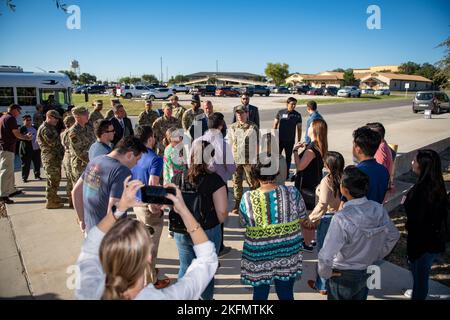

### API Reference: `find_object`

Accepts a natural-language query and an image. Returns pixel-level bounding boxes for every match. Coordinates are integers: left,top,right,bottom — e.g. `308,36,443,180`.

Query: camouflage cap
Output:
46,110,62,119
163,103,173,110
63,115,75,128
235,105,248,113
71,106,89,116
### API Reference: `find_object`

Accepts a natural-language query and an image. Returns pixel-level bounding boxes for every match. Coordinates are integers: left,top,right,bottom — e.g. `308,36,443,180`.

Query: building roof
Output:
186,72,264,79
361,72,432,82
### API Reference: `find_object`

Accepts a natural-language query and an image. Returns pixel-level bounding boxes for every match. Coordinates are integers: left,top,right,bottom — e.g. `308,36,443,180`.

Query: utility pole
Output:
216,60,219,73
160,57,163,84
166,66,168,83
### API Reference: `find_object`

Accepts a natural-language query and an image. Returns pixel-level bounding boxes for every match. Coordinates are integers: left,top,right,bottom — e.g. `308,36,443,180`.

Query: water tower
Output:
70,60,80,76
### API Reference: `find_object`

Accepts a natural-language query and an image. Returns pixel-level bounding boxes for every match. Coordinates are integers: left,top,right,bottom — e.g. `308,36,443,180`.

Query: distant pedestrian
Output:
404,149,448,300
137,100,159,127
19,115,41,183
89,100,105,124
33,104,45,129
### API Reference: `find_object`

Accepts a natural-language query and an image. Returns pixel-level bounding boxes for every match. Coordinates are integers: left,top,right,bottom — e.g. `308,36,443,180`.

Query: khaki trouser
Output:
134,206,164,285
0,151,16,197
232,164,259,210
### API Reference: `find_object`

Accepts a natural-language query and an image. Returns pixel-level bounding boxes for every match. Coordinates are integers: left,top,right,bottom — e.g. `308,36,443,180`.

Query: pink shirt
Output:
375,140,393,176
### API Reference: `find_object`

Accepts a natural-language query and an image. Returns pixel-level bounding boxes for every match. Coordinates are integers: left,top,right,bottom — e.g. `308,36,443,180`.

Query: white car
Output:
141,88,174,100
374,89,391,96
337,86,361,98
170,84,191,94
118,85,152,99
362,88,375,94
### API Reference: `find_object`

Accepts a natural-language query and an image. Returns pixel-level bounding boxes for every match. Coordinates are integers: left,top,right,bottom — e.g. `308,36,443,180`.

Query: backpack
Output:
168,172,207,234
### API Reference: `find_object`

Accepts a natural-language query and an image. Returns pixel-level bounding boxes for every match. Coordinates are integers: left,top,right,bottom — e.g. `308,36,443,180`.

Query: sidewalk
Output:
1,170,449,300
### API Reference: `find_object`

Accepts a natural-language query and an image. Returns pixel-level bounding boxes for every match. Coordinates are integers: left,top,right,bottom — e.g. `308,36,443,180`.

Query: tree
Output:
142,74,158,84
119,77,131,84
398,61,421,75
265,63,290,86
437,35,450,85
78,73,97,84
432,73,448,89
58,70,78,82
130,77,141,84
416,63,439,80
343,69,357,86
332,68,345,73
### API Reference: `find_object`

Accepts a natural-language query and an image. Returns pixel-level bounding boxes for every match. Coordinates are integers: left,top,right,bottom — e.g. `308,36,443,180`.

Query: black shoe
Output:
310,240,317,247
219,246,232,257
23,179,28,183
300,240,314,253
0,197,14,204
9,190,23,197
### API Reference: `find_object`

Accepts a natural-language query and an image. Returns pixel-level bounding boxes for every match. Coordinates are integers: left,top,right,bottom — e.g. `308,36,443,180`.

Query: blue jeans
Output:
253,278,296,300
315,214,333,291
327,269,369,300
174,224,221,300
410,252,437,300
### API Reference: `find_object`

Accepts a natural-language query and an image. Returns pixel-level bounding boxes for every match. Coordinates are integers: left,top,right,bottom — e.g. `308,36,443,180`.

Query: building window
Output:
17,87,37,106
0,87,14,107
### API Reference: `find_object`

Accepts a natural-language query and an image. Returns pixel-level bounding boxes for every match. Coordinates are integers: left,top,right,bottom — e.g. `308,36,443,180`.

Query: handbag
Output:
295,172,317,210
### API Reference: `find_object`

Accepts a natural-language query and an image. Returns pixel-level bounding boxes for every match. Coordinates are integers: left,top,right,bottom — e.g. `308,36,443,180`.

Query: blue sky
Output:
0,0,449,81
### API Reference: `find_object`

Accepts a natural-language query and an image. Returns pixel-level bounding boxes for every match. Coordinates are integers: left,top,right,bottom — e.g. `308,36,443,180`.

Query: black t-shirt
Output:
276,109,302,142
297,142,323,190
0,113,19,153
173,172,226,229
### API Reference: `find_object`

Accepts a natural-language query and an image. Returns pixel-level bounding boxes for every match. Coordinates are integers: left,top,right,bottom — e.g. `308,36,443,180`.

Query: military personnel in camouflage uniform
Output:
228,105,259,214
137,100,159,126
152,103,182,156
105,98,121,119
61,115,76,207
182,94,205,131
33,104,44,128
170,95,186,121
68,107,96,187
89,100,104,124
36,110,65,209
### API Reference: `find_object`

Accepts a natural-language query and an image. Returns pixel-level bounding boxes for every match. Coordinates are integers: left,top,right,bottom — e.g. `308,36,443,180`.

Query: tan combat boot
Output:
46,200,64,209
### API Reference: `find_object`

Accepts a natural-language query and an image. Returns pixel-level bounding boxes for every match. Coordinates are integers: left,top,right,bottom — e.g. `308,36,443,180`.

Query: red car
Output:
307,88,324,95
215,87,240,97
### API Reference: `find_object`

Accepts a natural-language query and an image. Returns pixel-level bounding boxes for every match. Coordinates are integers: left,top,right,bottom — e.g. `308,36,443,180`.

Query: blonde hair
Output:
100,218,151,300
311,119,328,158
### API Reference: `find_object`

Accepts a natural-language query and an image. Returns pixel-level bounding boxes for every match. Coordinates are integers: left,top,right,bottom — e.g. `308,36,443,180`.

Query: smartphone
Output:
140,186,176,205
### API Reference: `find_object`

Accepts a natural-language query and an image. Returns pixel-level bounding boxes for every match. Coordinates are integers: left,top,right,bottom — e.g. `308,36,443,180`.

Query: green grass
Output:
71,94,190,116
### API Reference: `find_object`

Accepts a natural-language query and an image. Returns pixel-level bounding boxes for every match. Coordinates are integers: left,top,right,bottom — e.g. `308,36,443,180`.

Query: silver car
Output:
412,91,450,114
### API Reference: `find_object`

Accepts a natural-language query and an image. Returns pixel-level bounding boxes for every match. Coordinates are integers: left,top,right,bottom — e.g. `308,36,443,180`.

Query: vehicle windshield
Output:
416,92,433,100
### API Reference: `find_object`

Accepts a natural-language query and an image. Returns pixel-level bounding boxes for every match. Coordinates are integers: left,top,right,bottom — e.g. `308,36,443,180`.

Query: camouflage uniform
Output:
89,110,104,124
68,123,96,185
137,110,159,127
228,120,259,211
37,121,64,203
152,115,182,156
33,112,44,129
61,129,74,201
172,104,187,121
182,108,205,131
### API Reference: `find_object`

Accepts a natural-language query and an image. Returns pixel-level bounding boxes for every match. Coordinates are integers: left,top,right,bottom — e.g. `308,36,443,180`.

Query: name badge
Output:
282,114,288,119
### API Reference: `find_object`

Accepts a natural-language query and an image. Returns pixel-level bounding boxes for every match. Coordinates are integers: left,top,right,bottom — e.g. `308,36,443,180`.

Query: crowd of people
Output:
0,91,448,301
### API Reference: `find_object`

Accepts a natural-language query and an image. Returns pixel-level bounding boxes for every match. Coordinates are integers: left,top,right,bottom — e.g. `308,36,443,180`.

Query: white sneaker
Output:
167,231,174,239
403,289,412,299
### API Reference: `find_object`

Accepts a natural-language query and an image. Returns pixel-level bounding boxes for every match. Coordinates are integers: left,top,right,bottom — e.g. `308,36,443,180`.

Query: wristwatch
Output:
111,205,126,220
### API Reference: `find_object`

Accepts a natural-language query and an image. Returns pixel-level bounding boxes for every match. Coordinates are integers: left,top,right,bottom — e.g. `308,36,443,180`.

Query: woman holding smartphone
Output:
75,176,218,300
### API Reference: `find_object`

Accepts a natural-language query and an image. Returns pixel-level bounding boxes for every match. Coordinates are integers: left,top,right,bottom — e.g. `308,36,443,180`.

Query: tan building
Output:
360,72,432,91
287,71,369,88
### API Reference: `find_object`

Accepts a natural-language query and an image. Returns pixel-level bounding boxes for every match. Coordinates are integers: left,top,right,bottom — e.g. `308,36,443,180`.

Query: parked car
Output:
191,85,217,96
118,85,153,99
215,87,240,97
374,89,391,96
307,88,324,95
273,86,290,94
412,91,450,114
290,85,312,95
170,84,191,94
323,87,339,96
337,86,361,98
81,85,106,94
241,85,270,97
362,88,375,94
141,88,174,100
73,85,88,94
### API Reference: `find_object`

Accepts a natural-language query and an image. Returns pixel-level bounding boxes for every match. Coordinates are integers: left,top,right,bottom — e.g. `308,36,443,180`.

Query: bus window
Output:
0,87,14,106
39,89,68,107
17,87,37,106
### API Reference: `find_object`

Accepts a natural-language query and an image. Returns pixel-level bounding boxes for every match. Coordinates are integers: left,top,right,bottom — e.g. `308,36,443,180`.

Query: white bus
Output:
0,66,72,117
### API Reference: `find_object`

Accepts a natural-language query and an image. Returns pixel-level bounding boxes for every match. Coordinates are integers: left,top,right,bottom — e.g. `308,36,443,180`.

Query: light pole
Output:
160,57,163,85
